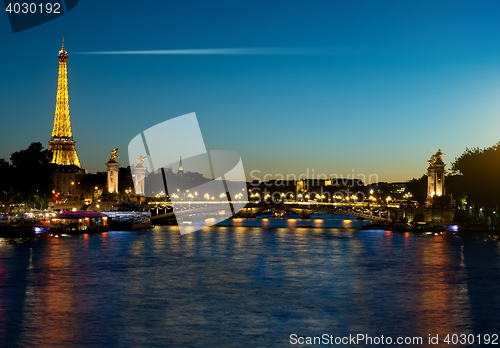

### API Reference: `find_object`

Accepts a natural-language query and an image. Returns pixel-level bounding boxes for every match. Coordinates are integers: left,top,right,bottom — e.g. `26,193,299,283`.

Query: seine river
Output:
1,214,499,348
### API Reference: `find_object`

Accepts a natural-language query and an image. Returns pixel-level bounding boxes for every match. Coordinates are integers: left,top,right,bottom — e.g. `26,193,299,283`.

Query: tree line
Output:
405,142,500,213
0,142,53,213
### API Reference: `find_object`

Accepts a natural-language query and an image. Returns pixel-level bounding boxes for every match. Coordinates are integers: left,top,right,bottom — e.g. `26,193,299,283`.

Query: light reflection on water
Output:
0,215,499,347
220,212,365,230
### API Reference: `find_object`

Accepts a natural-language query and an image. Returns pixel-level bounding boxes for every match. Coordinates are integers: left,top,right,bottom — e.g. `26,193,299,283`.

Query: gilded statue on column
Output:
136,155,147,165
434,149,445,162
427,154,435,166
110,148,119,161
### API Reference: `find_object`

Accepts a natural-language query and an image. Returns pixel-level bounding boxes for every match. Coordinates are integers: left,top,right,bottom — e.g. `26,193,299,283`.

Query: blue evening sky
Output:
1,0,500,182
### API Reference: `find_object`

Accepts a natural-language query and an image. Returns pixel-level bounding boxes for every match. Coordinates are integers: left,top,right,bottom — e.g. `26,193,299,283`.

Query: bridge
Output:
236,202,392,221
149,201,395,223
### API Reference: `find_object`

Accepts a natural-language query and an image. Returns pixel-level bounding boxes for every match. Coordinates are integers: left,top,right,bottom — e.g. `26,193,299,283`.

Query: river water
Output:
0,214,499,347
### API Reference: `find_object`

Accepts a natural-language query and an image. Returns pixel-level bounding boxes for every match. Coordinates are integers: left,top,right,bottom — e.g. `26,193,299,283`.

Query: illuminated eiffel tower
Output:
48,36,82,167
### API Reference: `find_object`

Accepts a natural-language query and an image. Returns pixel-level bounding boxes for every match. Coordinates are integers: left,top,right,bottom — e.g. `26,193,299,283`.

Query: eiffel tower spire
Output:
48,36,82,167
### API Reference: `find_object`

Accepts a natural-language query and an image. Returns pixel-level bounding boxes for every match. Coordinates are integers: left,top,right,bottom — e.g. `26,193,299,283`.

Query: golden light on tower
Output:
48,35,82,167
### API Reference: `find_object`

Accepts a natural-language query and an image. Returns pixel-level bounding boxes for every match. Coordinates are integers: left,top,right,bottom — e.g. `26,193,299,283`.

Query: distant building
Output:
119,167,134,193
297,179,309,192
52,164,87,198
367,182,406,195
324,178,364,188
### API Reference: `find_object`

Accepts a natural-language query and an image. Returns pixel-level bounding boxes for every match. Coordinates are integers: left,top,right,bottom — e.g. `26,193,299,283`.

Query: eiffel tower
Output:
48,36,82,167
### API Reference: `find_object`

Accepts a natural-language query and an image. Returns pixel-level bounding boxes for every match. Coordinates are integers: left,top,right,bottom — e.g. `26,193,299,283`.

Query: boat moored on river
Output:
101,204,152,230
49,212,109,234
101,211,152,230
0,215,50,238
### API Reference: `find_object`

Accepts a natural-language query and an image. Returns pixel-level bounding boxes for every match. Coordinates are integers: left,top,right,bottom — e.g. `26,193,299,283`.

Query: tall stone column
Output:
427,164,435,201
426,155,436,207
433,162,445,197
107,148,120,194
133,156,147,195
426,149,446,207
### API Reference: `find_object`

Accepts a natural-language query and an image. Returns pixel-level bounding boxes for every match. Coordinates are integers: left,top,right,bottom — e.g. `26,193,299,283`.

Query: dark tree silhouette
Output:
405,174,427,204
451,142,500,209
0,142,53,211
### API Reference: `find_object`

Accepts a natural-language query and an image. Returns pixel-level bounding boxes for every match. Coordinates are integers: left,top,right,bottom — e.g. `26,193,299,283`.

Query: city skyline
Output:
2,1,500,182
